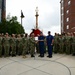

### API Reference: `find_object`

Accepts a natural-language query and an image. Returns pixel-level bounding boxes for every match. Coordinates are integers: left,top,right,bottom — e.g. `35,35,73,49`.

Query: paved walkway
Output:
0,53,75,75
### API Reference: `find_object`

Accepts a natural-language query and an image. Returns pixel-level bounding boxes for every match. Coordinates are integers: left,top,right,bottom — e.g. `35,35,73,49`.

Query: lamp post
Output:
20,10,24,25
1,0,6,21
35,7,39,29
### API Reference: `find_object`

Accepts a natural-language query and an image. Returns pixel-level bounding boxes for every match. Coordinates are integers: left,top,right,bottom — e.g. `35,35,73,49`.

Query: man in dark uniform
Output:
38,32,45,57
46,31,54,58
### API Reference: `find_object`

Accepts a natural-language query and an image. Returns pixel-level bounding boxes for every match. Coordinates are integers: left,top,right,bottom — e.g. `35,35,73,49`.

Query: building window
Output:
66,10,69,14
61,20,63,23
66,25,69,29
66,17,69,22
61,13,64,16
68,1,71,5
61,7,64,10
61,0,64,3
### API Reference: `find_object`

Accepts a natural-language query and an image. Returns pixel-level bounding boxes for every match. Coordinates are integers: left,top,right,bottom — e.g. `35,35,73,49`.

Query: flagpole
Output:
21,17,22,25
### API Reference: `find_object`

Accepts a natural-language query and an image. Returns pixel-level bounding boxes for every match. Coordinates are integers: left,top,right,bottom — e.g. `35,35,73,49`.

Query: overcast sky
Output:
6,0,61,35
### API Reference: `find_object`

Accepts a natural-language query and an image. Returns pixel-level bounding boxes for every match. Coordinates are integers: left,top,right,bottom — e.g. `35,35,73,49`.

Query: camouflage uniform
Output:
0,36,2,57
59,35,64,53
62,35,66,53
2,34,10,57
16,35,18,55
65,35,71,54
69,36,73,54
1,33,5,55
29,36,35,57
53,34,59,53
72,36,75,55
36,42,39,53
22,37,29,57
9,34,16,56
16,35,22,55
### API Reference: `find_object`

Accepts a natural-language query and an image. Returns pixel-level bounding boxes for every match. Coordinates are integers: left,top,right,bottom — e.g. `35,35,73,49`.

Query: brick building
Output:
60,0,75,33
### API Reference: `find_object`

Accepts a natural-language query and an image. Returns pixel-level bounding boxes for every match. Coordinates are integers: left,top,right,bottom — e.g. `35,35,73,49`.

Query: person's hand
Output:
35,40,38,43
51,43,53,45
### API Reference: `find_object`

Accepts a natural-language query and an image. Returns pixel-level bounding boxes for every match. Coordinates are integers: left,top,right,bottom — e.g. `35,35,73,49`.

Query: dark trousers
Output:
47,45,53,56
39,45,44,56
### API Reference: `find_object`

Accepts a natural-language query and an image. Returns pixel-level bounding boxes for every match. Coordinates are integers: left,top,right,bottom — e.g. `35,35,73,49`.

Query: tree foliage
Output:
0,16,25,34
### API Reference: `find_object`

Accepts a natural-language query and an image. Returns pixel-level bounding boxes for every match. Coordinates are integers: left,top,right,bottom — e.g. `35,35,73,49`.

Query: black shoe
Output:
41,54,44,57
72,53,75,56
49,56,52,58
38,54,44,57
31,55,35,57
54,52,57,54
41,55,44,57
47,55,52,58
12,55,16,57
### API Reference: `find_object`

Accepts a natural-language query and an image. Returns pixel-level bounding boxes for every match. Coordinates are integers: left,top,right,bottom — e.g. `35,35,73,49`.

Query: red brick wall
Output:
60,0,75,33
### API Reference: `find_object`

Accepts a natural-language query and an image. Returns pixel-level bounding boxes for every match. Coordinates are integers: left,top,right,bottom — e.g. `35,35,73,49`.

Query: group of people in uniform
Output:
0,31,74,58
0,32,35,58
0,31,54,58
53,32,75,56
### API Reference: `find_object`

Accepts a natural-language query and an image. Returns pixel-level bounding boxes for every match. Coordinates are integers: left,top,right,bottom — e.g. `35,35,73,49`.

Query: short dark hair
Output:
48,31,51,34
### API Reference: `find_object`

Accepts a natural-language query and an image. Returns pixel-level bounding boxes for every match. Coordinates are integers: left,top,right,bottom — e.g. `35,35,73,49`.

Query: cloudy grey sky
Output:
6,0,61,35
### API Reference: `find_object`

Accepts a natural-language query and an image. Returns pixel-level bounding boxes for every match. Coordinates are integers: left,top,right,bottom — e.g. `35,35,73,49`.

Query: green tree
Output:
0,16,25,34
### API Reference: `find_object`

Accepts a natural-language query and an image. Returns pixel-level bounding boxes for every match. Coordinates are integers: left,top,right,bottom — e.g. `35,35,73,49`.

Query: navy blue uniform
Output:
46,35,54,57
38,35,45,57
